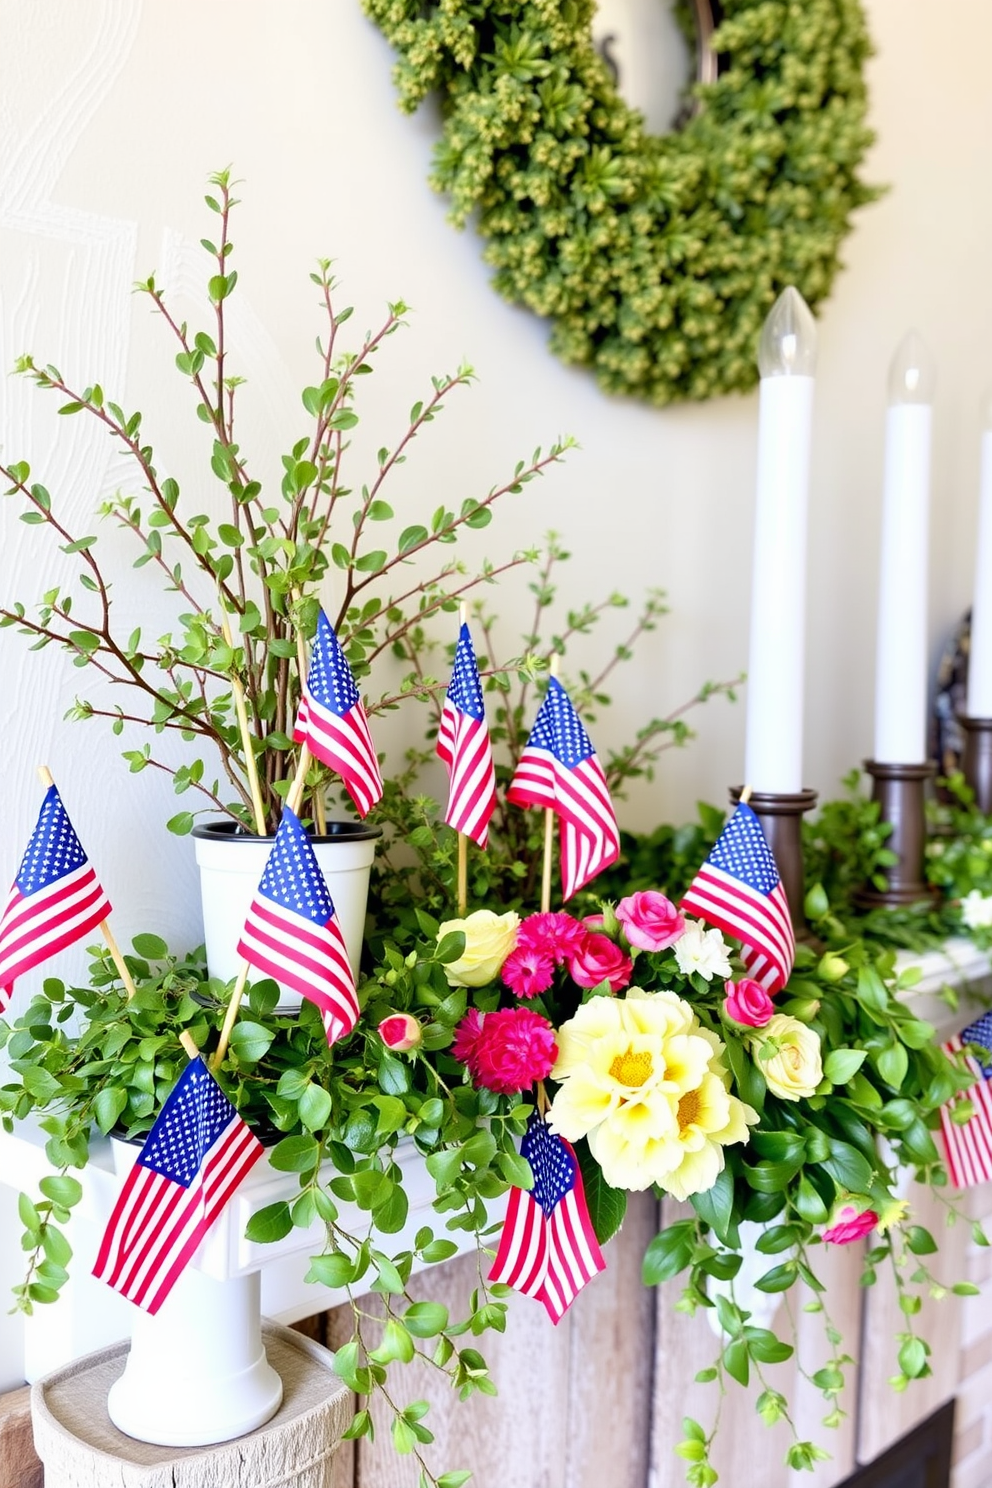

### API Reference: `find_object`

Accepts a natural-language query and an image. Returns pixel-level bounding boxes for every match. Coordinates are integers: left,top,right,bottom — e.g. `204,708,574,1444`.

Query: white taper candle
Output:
967,402,992,719
744,287,817,794
873,332,935,764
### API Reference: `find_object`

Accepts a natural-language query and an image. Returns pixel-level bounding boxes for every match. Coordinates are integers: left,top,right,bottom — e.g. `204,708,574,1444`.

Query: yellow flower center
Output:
608,1048,653,1088
677,1087,702,1131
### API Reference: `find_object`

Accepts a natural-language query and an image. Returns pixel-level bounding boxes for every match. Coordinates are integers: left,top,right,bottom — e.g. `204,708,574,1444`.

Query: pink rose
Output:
822,1205,878,1245
502,945,556,999
615,891,686,952
723,978,775,1028
568,932,633,993
378,1013,423,1052
453,1007,558,1095
516,912,586,965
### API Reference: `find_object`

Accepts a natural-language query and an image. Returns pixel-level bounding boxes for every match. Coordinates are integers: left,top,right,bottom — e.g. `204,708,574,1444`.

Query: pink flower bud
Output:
378,1013,422,1052
822,1205,878,1245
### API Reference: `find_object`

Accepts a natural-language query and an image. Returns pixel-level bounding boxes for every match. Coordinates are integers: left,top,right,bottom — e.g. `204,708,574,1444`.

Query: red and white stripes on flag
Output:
292,610,383,818
938,1034,992,1188
436,622,497,848
236,806,359,1046
93,1058,264,1314
488,1117,605,1324
507,677,620,901
680,802,794,994
0,784,111,1013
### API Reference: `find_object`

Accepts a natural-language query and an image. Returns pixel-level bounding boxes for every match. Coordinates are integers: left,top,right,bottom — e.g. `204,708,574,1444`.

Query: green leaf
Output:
643,1221,696,1286
576,1140,627,1244
370,1319,415,1365
245,1201,294,1244
691,1166,735,1242
822,1141,874,1194
38,1175,82,1207
131,933,168,959
228,1020,274,1063
398,524,428,553
823,1048,867,1085
307,1252,355,1289
93,1086,128,1135
166,811,195,836
877,1043,909,1090
298,1084,333,1132
269,1135,320,1173
404,1301,449,1337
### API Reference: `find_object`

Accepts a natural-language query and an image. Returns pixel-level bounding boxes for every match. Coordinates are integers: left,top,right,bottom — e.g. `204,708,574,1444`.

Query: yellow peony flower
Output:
547,989,756,1196
438,909,519,986
752,1013,823,1101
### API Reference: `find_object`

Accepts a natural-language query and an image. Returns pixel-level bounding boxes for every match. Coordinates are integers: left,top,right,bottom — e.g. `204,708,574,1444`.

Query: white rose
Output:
674,920,732,981
961,891,992,931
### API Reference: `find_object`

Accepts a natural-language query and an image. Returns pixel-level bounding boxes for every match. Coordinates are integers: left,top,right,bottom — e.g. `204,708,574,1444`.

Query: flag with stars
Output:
0,784,112,1014
507,677,620,900
489,1114,605,1324
92,1055,264,1314
938,1013,992,1187
436,622,497,848
293,609,383,818
237,806,359,1045
680,802,794,993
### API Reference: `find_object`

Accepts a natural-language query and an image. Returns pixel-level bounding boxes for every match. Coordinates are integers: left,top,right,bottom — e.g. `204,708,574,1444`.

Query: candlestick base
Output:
730,787,818,937
854,760,937,908
958,715,992,815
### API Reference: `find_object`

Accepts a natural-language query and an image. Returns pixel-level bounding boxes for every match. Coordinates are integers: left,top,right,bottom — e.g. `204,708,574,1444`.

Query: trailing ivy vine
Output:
363,0,879,404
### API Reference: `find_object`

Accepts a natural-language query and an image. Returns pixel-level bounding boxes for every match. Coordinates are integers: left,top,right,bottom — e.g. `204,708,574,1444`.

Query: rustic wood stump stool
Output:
31,1322,351,1488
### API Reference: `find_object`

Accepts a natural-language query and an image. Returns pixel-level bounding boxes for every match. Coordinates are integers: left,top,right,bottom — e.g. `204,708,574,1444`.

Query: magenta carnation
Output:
516,911,586,965
454,1007,557,1094
501,944,556,999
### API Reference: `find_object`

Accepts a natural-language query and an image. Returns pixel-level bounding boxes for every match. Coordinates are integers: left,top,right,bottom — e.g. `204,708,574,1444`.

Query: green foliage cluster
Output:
0,171,573,834
363,0,879,404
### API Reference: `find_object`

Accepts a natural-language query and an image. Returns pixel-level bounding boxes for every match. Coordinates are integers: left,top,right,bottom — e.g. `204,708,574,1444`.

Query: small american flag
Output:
507,677,619,900
293,609,383,818
938,1013,992,1188
237,806,359,1045
93,1055,264,1313
680,802,794,993
489,1115,605,1323
436,622,497,848
0,785,112,1014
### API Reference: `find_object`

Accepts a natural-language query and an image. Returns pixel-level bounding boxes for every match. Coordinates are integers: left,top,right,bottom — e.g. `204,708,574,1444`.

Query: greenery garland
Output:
362,0,880,404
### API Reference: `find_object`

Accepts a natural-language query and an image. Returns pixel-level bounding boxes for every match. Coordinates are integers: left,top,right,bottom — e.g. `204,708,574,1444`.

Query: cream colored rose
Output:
753,1013,823,1101
438,909,519,987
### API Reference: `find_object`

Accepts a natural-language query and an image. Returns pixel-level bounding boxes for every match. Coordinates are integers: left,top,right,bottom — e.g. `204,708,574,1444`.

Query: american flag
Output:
506,677,619,900
92,1055,264,1314
938,1012,992,1187
436,622,497,848
0,785,112,1014
237,806,359,1045
293,609,383,818
680,802,794,993
489,1115,605,1323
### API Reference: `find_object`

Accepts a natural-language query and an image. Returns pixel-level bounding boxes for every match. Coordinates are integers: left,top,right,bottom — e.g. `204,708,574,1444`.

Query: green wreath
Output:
362,0,879,405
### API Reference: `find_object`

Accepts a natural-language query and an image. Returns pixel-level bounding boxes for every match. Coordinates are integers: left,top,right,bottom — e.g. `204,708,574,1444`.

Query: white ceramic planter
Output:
193,820,381,1008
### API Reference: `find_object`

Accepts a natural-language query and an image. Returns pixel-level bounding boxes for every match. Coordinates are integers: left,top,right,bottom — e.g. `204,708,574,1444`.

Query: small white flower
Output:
961,890,992,930
674,919,732,981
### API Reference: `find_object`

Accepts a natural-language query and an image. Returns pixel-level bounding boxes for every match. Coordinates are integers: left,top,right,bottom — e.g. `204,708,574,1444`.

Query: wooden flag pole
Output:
179,1030,200,1061
211,964,250,1072
36,766,139,1002
539,655,559,914
218,599,267,836
455,602,469,916
291,589,327,836
740,785,752,805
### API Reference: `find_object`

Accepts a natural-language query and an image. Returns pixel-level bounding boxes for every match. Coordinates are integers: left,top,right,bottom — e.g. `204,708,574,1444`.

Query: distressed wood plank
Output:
857,1182,969,1465
0,1386,42,1488
564,1192,658,1488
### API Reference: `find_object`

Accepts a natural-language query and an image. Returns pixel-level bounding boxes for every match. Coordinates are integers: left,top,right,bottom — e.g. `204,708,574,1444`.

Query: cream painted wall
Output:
0,0,990,1389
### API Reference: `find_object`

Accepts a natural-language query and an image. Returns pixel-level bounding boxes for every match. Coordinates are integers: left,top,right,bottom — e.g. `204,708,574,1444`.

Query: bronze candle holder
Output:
958,715,992,815
854,760,937,908
731,787,818,936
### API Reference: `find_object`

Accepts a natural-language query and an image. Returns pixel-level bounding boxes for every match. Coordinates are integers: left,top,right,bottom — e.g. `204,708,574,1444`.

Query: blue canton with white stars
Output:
307,611,360,716
961,1011,992,1079
522,1115,575,1216
257,808,334,926
446,624,486,720
527,678,594,768
16,787,89,895
708,803,780,895
138,1059,236,1186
